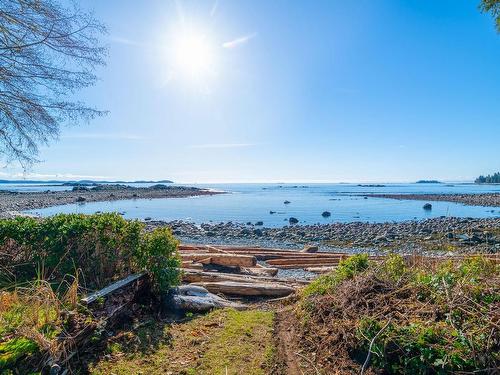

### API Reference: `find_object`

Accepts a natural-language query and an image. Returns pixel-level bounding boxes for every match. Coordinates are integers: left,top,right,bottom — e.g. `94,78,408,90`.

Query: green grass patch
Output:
90,309,276,375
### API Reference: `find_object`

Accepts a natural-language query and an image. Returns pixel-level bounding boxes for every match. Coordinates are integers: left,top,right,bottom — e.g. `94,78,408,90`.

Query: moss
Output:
0,338,38,370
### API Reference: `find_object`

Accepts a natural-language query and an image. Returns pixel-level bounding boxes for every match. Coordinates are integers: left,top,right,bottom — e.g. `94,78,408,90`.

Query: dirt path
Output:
274,308,308,375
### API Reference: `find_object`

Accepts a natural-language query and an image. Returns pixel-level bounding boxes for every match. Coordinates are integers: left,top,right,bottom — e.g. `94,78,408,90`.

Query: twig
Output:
360,319,391,375
295,351,321,375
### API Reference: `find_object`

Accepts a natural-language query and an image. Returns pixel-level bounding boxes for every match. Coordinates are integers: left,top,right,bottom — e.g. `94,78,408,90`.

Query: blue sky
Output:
2,0,499,183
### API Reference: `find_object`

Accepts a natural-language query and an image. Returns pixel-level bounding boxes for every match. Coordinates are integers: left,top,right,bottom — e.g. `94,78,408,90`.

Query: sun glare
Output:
172,31,215,79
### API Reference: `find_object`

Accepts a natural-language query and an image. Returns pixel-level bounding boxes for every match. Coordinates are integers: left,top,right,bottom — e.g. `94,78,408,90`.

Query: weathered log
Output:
305,266,336,273
81,273,146,305
181,269,308,285
181,261,204,270
272,262,343,269
164,285,246,313
240,266,279,277
191,281,295,297
266,257,342,266
180,253,256,267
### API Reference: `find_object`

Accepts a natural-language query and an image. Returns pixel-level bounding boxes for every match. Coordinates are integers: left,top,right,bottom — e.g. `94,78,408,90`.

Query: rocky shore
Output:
363,193,500,207
148,217,500,254
0,184,222,218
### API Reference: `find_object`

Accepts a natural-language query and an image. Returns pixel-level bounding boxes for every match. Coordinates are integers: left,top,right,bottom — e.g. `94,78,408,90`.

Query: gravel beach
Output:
363,193,500,207
0,184,222,218
148,216,500,254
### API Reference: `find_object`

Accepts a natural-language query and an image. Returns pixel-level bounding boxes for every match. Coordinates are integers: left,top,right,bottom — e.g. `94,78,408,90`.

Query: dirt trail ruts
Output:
275,307,308,375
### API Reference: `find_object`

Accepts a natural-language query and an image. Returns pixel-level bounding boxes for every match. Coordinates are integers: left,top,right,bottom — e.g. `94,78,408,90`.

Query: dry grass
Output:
295,255,500,374
0,275,93,372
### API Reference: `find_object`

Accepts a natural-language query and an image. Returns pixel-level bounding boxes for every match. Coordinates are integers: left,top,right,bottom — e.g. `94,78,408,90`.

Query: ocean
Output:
5,182,498,227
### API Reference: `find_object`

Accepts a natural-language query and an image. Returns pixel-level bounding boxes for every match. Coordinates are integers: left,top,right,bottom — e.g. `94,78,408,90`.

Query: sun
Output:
172,31,215,79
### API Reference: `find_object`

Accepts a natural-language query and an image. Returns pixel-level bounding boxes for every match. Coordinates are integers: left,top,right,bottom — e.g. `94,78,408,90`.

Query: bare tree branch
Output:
0,0,108,167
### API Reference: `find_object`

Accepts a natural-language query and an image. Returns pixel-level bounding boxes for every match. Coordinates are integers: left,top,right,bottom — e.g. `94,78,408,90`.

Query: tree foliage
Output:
475,172,500,183
480,0,500,32
0,0,107,165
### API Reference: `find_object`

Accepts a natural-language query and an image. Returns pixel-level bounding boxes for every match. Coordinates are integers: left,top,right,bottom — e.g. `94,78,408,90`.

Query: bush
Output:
0,213,180,292
134,227,181,293
301,254,369,297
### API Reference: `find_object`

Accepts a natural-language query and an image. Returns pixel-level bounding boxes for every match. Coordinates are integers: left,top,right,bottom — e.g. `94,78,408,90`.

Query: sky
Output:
1,0,499,183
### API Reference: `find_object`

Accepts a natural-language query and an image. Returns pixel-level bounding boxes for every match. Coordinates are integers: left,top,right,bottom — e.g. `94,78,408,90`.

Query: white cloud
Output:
189,143,257,149
222,32,257,49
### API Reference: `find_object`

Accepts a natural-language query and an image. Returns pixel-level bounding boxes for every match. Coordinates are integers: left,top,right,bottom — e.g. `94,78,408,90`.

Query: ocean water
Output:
19,183,500,227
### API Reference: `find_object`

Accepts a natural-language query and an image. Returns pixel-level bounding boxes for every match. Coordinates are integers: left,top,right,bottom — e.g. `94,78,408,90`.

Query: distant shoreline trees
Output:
475,172,500,183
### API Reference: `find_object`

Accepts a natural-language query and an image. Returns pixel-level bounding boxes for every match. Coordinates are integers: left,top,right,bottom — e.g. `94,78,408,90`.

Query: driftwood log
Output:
164,285,246,313
180,253,257,267
181,268,308,285
191,281,295,297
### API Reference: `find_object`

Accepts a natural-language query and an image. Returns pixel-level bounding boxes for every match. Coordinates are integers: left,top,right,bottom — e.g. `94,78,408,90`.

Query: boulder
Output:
289,217,299,224
423,203,432,210
321,211,331,217
76,196,86,202
255,221,264,226
284,200,291,204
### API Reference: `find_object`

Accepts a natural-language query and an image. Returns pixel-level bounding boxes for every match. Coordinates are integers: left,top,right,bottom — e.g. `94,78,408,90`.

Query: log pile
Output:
178,244,350,297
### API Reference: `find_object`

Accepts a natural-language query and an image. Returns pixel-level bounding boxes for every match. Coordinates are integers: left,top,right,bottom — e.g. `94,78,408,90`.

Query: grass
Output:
90,309,276,375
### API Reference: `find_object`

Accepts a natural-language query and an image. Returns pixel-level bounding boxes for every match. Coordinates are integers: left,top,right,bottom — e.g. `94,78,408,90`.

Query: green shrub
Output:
356,318,488,374
377,253,407,281
0,214,180,292
301,254,369,297
134,227,181,293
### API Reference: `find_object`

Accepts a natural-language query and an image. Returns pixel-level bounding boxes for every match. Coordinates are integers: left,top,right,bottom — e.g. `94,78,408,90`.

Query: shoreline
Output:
1,187,499,254
0,184,223,218
148,216,500,254
363,192,500,207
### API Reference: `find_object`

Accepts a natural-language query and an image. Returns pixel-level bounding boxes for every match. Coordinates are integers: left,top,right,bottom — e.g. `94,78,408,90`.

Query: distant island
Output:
475,172,500,184
416,180,442,184
0,179,174,185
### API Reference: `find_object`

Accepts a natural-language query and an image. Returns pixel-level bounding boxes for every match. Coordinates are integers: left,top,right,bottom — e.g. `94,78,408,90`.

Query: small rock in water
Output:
284,200,291,204
144,217,152,221
269,210,276,214
289,217,299,224
321,211,331,218
423,203,432,210
255,221,264,226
